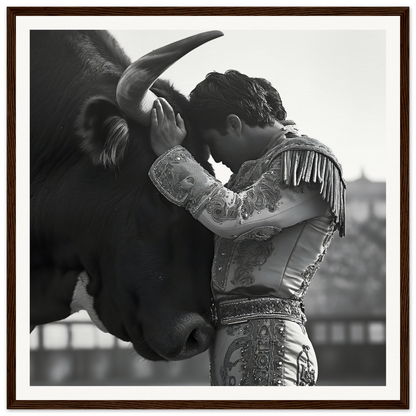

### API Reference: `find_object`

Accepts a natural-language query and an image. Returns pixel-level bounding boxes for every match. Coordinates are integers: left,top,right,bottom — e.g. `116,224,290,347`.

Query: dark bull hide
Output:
30,30,223,361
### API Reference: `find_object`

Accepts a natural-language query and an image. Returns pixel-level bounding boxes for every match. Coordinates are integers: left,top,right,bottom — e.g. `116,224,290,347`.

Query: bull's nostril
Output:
189,329,200,344
148,314,215,361
185,325,214,353
190,328,204,346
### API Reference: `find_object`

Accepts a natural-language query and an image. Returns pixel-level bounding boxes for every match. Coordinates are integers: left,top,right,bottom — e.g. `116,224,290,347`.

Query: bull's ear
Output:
77,96,130,170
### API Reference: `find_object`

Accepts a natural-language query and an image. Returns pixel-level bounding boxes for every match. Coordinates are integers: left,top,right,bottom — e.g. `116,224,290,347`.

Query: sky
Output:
110,28,387,183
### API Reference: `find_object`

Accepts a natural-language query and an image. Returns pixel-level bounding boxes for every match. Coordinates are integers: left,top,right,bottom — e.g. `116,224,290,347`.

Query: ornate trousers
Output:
209,318,318,386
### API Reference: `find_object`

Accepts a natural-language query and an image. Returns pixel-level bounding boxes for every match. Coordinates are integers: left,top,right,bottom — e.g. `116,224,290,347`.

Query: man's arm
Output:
149,144,328,239
148,97,344,239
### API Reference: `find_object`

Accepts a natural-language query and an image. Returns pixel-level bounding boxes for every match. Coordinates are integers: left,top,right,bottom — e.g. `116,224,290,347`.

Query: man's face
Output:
200,127,250,174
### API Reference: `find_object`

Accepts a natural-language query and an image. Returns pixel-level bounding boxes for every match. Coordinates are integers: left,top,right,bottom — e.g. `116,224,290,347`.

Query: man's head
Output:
188,70,287,173
189,70,286,134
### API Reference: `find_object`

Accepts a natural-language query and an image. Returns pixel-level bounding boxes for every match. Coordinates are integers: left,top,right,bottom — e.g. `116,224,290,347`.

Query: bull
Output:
30,30,223,361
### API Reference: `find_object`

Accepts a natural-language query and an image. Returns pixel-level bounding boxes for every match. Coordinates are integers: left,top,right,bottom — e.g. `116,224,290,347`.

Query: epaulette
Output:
277,136,346,237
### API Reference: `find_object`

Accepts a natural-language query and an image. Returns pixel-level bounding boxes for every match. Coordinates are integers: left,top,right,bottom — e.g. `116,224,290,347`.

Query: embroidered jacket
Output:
149,130,345,295
149,131,346,386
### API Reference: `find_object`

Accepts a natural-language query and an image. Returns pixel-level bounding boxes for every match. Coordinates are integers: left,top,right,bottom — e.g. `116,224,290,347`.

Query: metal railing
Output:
30,315,386,386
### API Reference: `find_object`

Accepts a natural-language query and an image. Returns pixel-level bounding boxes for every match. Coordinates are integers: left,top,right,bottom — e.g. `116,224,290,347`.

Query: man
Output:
149,70,346,386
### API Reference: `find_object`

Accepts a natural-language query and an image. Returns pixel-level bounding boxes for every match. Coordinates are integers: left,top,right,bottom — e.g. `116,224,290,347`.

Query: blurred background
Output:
30,172,386,386
30,27,387,386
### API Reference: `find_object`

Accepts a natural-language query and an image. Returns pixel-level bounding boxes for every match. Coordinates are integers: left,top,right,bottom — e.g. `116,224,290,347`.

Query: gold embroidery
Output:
220,319,286,386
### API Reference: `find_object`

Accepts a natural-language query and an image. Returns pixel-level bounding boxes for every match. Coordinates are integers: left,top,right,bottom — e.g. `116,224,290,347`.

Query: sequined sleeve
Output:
149,145,329,239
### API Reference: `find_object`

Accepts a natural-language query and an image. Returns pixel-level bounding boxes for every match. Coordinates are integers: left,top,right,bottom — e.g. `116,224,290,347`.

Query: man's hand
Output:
150,97,187,157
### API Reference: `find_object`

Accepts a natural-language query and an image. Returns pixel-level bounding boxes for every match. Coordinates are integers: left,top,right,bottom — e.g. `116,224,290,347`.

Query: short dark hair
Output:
188,70,287,135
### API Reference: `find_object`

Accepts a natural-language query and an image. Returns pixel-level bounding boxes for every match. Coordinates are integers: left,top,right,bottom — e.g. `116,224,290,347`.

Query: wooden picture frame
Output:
7,7,409,409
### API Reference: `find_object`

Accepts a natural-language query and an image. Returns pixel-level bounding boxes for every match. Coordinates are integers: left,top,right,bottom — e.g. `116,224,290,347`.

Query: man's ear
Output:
226,114,243,136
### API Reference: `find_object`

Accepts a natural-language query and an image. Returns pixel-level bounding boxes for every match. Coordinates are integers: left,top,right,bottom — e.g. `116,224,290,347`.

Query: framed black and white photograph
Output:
6,6,409,410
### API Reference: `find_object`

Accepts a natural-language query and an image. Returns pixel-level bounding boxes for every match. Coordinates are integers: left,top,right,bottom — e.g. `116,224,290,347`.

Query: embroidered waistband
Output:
215,297,307,327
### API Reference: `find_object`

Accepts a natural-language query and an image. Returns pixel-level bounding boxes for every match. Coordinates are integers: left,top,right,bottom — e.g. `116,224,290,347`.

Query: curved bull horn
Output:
116,30,224,125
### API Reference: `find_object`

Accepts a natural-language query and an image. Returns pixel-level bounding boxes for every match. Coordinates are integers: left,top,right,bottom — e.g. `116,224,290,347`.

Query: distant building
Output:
346,171,386,222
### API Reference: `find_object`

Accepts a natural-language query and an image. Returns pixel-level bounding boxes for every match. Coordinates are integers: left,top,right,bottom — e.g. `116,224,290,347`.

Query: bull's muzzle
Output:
116,30,224,125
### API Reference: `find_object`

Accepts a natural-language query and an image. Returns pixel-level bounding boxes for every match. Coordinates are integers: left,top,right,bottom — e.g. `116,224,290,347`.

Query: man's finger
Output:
176,113,186,132
154,99,164,122
150,108,158,132
159,98,176,122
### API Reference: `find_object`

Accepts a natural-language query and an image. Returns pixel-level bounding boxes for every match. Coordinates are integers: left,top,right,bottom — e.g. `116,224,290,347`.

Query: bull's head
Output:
74,31,223,361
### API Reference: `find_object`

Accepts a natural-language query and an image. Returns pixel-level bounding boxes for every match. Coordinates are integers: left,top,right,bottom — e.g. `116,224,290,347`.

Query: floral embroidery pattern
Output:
234,226,281,242
291,221,336,301
149,146,220,213
240,168,283,220
220,319,286,386
296,345,316,386
187,184,222,218
205,189,241,224
213,226,280,292
231,239,274,287
202,160,284,225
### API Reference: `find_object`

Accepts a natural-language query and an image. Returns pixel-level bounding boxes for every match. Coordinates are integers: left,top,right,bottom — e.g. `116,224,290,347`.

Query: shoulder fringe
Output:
281,149,346,237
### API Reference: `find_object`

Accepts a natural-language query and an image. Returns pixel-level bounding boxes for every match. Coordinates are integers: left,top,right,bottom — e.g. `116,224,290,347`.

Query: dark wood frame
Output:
7,7,409,409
